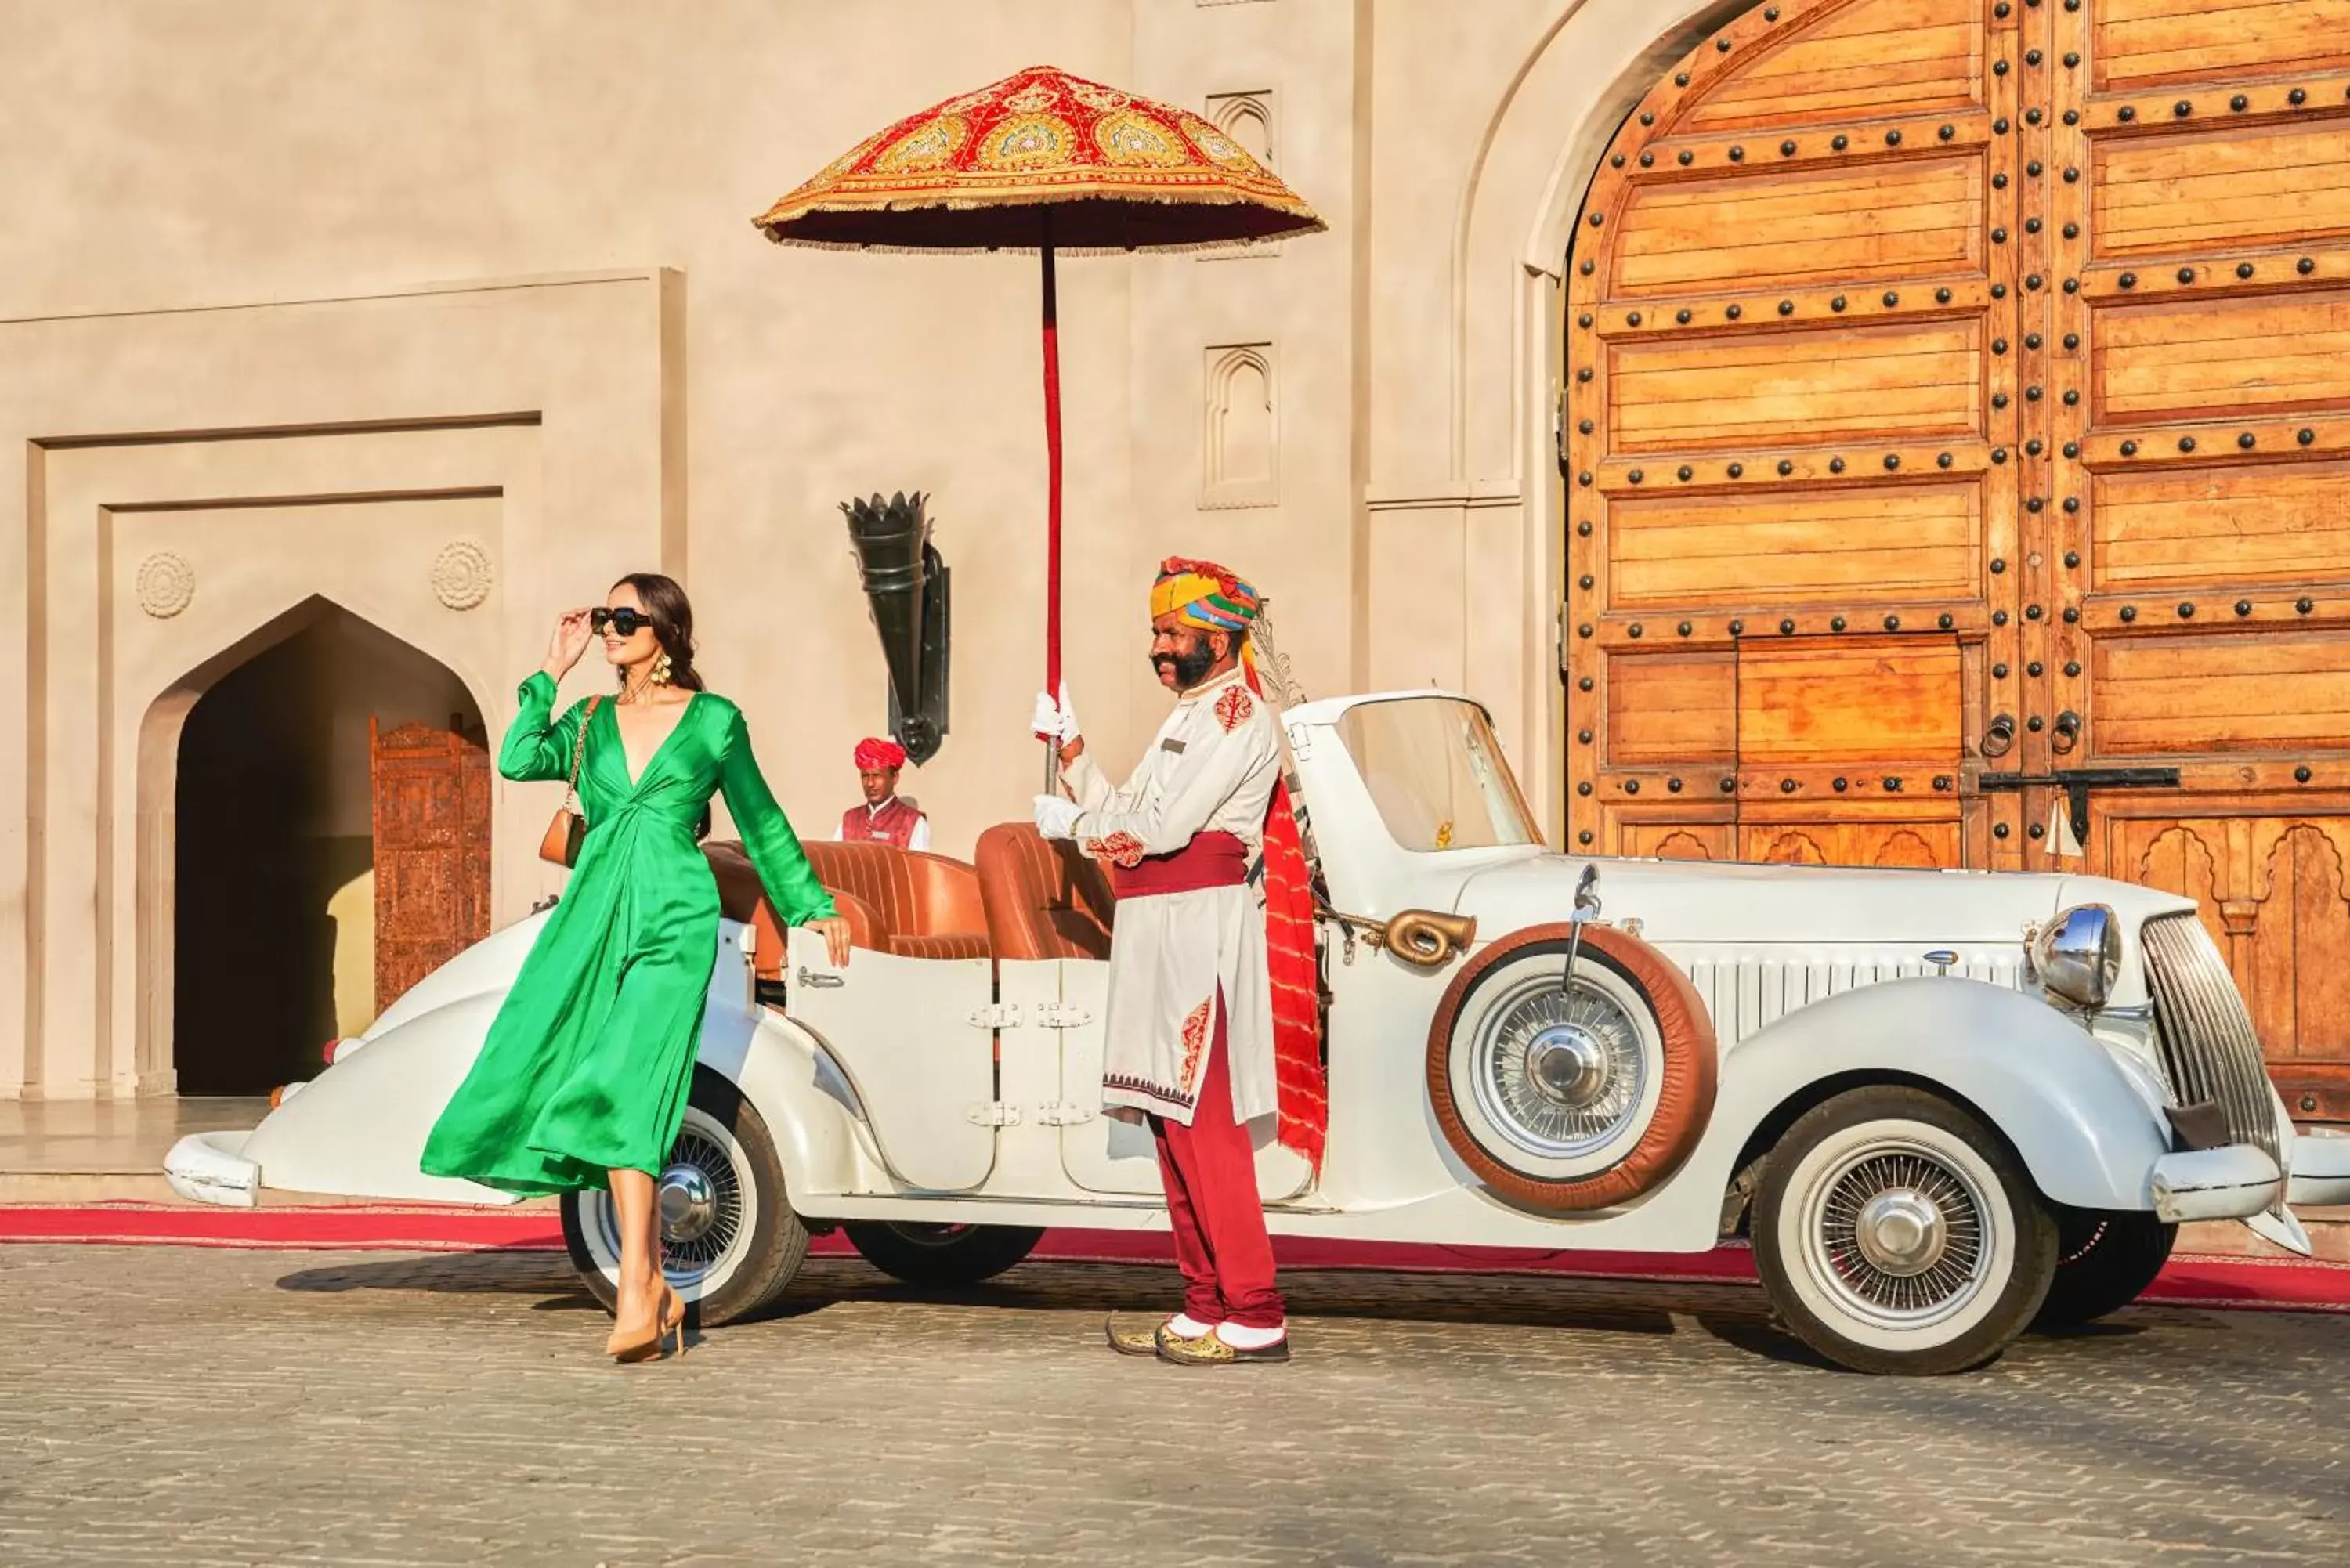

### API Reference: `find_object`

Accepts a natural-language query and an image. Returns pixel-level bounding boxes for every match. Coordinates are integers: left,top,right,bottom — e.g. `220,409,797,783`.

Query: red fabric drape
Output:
1244,662,1327,1170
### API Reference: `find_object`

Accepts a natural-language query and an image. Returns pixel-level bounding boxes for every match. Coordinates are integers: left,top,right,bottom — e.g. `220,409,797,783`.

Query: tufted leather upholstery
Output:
801,841,990,960
700,842,885,983
974,822,1117,962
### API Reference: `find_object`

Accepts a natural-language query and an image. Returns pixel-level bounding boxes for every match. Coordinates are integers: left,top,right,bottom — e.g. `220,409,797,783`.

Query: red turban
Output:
854,737,907,771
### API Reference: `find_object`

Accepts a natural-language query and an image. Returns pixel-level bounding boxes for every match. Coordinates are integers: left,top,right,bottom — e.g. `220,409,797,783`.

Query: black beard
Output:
1152,642,1217,689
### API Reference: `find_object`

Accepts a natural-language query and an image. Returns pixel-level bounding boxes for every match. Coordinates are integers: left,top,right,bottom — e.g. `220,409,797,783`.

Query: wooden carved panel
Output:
1614,160,1984,292
2095,291,2350,425
2092,0,2350,92
1741,818,1959,868
371,715,491,1013
1609,481,1979,608
2093,124,2350,258
1609,321,1984,452
1686,0,1980,129
2092,461,2350,591
1606,652,1735,764
2106,813,2350,1119
1737,638,1964,767
2095,631,2350,756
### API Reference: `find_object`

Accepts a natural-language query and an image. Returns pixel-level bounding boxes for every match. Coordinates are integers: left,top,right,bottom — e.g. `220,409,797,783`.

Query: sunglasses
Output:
589,607,656,637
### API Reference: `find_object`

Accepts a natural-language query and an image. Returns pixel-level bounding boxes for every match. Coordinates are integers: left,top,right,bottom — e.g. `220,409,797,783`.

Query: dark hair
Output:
609,572,705,692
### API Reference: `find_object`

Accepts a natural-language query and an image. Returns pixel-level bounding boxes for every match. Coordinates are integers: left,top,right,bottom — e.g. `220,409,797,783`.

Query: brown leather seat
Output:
802,841,992,961
974,822,1117,962
701,841,884,987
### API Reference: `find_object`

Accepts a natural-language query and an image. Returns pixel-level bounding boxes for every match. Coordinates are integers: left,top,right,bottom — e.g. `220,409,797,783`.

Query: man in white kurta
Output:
1031,558,1295,1364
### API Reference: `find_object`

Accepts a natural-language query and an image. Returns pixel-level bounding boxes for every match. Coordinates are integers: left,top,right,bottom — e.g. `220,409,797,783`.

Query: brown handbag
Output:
537,695,602,867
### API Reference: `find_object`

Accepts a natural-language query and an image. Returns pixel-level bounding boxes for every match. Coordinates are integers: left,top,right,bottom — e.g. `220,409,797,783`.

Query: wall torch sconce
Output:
841,491,950,765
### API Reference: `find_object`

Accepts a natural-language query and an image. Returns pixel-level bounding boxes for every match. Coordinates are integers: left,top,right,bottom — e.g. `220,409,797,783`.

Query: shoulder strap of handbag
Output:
561,695,602,810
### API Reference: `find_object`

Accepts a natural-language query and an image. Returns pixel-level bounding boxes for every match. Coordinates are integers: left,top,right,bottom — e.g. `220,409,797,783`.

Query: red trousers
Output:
1148,992,1284,1330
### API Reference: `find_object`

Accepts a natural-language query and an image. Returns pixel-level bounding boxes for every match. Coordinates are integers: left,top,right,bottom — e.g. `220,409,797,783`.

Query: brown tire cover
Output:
1425,923,1718,1212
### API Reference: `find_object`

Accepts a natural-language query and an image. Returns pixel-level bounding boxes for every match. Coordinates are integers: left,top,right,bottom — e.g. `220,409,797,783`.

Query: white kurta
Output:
1063,666,1282,1128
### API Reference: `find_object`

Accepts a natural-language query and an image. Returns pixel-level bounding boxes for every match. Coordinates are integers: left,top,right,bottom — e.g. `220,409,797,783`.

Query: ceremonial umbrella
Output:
754,64,1325,769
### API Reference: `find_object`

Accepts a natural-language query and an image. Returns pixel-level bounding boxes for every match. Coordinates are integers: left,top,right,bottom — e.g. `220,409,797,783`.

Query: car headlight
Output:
2032,904,2120,1010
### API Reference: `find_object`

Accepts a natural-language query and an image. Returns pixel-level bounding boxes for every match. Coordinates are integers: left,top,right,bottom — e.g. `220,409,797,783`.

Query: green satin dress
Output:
421,671,835,1195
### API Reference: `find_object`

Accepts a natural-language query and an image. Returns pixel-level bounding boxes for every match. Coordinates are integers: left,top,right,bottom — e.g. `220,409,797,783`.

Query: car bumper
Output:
163,1130,260,1209
2287,1129,2350,1209
2149,1144,2280,1223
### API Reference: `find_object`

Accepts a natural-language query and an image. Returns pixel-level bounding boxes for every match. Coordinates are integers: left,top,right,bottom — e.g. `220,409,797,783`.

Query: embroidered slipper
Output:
1156,1328,1291,1367
1104,1313,1177,1357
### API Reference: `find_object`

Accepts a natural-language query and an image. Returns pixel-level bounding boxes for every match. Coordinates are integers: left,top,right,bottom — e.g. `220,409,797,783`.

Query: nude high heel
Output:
612,1284,686,1364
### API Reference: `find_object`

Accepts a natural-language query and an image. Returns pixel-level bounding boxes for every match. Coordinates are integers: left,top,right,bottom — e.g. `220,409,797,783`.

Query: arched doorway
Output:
172,602,486,1095
1564,0,2350,1119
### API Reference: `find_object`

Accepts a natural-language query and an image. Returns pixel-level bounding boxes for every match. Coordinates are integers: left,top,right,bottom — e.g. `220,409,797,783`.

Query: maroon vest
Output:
841,796,924,848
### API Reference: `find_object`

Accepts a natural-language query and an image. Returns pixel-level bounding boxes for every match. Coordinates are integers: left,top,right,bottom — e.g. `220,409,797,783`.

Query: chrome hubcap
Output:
1525,1027,1611,1110
1812,1147,1990,1324
1853,1189,1947,1276
659,1163,717,1245
1476,978,1648,1159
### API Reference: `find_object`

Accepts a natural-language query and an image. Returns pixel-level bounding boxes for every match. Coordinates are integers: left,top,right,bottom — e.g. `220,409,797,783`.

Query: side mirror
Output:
841,491,951,765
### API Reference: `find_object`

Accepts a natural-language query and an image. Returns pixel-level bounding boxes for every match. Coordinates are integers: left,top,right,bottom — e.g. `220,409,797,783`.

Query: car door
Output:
1054,957,1312,1201
783,926,998,1190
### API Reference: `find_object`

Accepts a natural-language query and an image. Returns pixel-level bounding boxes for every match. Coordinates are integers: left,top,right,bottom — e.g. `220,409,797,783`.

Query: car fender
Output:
1706,976,2173,1212
239,992,522,1205
692,988,872,1205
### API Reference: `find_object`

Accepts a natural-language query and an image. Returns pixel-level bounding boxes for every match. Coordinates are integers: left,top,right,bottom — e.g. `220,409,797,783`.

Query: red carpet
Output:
3,1201,2346,1312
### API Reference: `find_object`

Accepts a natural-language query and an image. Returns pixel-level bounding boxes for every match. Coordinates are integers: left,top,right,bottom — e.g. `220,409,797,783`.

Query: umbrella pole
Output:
1040,233,1064,793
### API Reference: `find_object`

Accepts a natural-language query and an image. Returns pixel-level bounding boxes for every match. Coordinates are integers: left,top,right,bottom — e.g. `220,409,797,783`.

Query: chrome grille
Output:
2139,913,2281,1173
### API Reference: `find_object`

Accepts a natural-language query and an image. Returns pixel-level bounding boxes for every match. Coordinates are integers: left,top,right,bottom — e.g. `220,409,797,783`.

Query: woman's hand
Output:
541,607,595,681
806,915,853,969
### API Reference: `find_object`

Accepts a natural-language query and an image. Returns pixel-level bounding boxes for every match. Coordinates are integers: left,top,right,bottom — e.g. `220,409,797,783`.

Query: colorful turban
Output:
853,736,907,771
1150,557,1261,633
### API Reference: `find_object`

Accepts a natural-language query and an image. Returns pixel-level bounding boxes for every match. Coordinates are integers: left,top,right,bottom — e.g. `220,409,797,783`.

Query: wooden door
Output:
371,715,491,1013
2051,0,2350,1122
1568,0,2350,1120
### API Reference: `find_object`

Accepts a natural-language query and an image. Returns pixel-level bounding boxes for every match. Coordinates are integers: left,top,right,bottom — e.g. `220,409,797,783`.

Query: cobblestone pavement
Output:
2,1245,2345,1567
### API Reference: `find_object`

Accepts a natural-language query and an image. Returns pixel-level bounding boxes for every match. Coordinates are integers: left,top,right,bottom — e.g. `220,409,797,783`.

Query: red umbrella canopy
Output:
754,63,1325,252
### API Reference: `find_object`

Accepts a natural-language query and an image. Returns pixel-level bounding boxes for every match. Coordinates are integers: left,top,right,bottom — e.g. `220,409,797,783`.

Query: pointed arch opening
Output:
142,597,487,1096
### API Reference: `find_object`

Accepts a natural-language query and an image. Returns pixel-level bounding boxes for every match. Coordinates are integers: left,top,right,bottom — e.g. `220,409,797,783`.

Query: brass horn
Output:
1325,907,1478,968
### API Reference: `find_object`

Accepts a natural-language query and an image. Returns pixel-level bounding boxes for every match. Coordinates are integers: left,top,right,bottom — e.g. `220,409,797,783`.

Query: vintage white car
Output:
168,690,2350,1375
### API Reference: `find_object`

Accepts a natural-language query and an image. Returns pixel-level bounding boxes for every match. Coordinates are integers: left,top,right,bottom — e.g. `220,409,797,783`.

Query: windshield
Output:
1333,698,1542,852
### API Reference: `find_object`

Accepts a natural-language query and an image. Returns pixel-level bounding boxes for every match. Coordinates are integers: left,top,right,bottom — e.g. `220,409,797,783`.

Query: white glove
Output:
1032,793,1083,840
1030,684,1079,745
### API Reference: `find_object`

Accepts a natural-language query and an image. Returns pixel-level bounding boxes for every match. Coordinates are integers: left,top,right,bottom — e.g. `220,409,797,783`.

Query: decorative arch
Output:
135,594,488,1090
1202,343,1278,508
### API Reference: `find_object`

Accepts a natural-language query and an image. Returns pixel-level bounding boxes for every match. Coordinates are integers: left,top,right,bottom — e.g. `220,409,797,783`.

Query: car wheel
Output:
561,1068,808,1328
843,1222,1045,1286
1753,1086,2057,1375
2033,1209,2177,1328
1426,923,1717,1211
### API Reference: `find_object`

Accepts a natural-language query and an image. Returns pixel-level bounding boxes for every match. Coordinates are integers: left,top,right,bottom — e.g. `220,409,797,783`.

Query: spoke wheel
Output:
562,1068,807,1328
1755,1086,2056,1375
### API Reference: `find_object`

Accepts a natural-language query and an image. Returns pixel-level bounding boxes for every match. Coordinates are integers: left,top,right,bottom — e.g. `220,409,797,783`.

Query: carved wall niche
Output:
1202,342,1278,509
1201,91,1281,260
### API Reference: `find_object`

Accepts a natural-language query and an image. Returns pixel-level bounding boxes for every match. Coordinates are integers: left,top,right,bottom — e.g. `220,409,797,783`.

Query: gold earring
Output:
650,650,673,685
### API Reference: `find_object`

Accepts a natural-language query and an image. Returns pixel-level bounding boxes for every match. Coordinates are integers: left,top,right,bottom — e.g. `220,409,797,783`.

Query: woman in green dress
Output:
421,573,851,1363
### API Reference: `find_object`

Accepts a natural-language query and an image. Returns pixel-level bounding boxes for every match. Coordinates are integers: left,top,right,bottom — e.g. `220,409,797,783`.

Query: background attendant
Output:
1030,558,1325,1367
837,737,931,849
421,573,851,1364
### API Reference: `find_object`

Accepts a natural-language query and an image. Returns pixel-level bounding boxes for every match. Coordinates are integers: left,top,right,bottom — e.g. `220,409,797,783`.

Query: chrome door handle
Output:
796,968,845,989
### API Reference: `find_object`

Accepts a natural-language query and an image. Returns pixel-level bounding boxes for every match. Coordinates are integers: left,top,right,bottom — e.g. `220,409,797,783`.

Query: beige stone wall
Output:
0,0,1733,1095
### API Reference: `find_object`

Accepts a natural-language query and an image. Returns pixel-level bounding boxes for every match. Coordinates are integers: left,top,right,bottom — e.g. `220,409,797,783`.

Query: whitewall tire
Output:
562,1068,808,1328
1754,1086,2056,1375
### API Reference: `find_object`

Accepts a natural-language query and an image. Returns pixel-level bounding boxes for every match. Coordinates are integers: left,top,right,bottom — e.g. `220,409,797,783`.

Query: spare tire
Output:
1426,923,1717,1211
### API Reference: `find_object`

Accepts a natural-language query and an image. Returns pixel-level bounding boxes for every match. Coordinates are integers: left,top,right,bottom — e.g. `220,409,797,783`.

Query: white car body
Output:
170,689,2350,1371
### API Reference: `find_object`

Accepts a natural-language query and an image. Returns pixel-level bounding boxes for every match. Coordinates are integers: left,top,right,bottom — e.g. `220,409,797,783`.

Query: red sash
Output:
1112,831,1247,899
